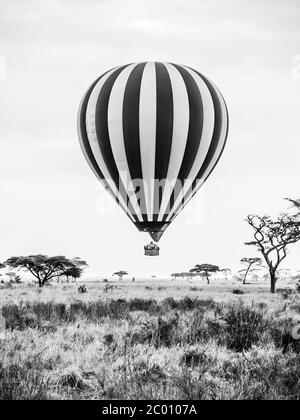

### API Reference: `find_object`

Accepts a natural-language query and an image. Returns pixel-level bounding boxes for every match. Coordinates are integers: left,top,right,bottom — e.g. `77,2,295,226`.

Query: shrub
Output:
152,314,180,347
59,370,85,390
236,351,300,400
277,288,294,299
178,297,195,311
206,303,265,352
190,287,202,292
181,349,209,367
279,354,300,399
128,298,158,312
186,310,206,344
0,363,49,400
104,284,113,293
162,297,178,310
233,289,244,295
165,297,217,312
270,319,300,353
0,282,14,290
222,304,265,352
173,366,219,400
103,333,114,346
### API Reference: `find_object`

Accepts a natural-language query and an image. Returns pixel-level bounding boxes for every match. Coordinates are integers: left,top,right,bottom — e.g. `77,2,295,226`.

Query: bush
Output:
104,284,113,293
2,292,300,400
176,297,217,312
223,304,265,352
190,287,202,292
59,370,85,390
0,282,14,290
277,288,295,299
0,363,49,400
152,314,180,347
103,333,114,346
233,289,244,295
181,349,209,367
173,366,218,400
206,303,265,352
1,298,219,331
270,319,300,353
131,313,180,347
128,298,158,312
162,297,178,310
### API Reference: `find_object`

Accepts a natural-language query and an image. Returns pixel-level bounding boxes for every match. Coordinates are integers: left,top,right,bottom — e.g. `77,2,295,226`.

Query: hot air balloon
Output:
78,62,228,246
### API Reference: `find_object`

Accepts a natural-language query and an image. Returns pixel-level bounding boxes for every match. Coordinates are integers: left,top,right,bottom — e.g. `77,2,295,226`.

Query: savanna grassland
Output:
0,278,300,400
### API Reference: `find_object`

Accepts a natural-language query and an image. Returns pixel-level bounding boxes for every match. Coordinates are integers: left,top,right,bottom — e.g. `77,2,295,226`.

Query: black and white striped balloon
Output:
78,62,229,242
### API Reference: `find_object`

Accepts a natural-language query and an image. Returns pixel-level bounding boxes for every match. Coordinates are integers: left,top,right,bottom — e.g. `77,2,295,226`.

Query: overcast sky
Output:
0,0,300,278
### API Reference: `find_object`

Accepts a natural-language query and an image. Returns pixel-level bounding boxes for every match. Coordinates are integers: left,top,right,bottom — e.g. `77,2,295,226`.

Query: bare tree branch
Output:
245,210,300,293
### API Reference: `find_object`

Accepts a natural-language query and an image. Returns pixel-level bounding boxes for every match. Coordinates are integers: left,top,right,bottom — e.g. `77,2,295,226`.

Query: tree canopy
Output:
112,271,128,281
190,264,220,284
245,212,300,293
4,255,87,287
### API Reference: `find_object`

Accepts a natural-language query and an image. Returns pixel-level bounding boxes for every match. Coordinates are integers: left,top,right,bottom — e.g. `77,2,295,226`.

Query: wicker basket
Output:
145,248,159,256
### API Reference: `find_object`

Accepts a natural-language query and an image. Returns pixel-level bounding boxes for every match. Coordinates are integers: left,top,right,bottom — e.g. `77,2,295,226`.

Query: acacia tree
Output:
171,273,187,280
63,267,83,283
4,255,87,287
112,271,128,281
59,257,87,283
245,214,300,293
190,264,220,284
240,257,262,285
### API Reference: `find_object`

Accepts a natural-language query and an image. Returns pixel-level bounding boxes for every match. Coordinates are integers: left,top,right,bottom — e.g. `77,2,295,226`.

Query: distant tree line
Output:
1,201,299,294
172,264,221,284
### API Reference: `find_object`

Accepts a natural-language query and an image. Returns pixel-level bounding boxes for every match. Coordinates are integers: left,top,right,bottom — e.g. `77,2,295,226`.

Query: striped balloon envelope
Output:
78,62,229,242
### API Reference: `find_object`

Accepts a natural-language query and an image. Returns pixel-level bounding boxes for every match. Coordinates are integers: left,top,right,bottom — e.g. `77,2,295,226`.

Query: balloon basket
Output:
145,249,159,256
144,242,160,256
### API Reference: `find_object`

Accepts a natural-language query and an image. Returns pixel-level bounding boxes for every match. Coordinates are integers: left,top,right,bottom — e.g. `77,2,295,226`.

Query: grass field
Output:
0,278,300,400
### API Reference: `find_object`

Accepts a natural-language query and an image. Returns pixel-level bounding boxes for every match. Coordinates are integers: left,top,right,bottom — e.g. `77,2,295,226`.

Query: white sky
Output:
0,0,300,278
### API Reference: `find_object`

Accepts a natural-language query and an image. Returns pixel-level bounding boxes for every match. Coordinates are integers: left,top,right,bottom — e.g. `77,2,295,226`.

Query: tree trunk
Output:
206,273,210,284
40,276,49,287
243,267,250,285
270,270,277,294
38,278,42,287
243,263,254,285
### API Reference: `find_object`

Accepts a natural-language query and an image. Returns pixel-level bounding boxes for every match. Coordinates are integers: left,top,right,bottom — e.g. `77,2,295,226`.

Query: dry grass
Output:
0,278,300,400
